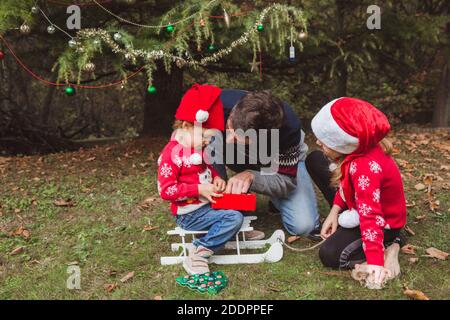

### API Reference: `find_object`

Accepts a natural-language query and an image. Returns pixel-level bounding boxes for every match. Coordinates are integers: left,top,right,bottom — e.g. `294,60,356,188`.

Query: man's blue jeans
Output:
175,204,244,252
270,161,320,235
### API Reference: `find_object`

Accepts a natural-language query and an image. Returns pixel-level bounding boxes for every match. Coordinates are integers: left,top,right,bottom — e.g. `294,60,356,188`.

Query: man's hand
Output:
225,171,254,194
213,176,226,193
198,184,223,203
320,205,341,239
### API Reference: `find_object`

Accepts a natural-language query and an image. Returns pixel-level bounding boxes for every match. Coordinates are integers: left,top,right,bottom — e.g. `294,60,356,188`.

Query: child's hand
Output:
213,177,226,193
353,264,392,289
198,184,223,203
320,205,341,239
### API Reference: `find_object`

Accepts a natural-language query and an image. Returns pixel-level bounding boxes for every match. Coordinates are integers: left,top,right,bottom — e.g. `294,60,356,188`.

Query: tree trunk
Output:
335,0,348,97
432,17,450,128
41,75,57,125
432,57,450,127
141,63,184,137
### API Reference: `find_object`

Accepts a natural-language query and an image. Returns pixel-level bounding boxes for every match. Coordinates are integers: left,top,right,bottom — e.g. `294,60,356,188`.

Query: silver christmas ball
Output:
68,39,77,48
47,25,56,34
113,33,122,41
31,6,39,14
20,23,31,34
83,62,96,72
299,32,308,39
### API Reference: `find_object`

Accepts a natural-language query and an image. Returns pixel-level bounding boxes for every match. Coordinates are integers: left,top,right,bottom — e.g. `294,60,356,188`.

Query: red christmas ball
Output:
0,50,5,60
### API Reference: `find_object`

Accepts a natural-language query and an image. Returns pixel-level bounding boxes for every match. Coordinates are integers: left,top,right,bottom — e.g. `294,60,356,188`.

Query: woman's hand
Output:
213,176,226,193
198,184,223,203
353,264,392,289
320,205,341,239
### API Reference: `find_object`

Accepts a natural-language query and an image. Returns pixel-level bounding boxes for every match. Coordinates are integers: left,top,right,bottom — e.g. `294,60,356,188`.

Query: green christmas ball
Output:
65,86,75,96
166,25,174,33
207,44,216,52
257,24,264,31
147,85,156,94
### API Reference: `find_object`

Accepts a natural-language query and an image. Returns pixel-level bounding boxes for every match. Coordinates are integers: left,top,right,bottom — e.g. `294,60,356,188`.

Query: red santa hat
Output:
175,83,224,131
312,97,391,210
311,97,390,155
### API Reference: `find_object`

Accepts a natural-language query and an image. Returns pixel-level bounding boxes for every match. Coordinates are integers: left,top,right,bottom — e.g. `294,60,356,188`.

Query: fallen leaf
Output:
406,200,416,208
105,283,117,292
54,199,75,207
287,236,301,244
67,261,79,266
423,247,448,260
10,246,25,255
423,175,433,185
142,225,159,232
408,257,419,264
85,156,96,162
107,270,117,277
414,183,426,191
404,289,429,300
22,229,30,239
120,271,134,283
153,295,163,300
401,244,417,255
404,225,415,236
415,215,426,221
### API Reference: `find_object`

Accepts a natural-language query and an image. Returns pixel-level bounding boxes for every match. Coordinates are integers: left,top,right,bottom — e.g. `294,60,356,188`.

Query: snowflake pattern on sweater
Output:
333,146,407,266
157,139,220,215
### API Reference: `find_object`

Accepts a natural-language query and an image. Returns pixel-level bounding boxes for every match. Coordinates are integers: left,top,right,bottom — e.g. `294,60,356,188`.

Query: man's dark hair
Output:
230,90,284,131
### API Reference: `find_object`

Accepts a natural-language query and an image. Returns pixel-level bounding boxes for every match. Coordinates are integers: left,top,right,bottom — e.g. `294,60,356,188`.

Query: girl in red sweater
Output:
308,97,406,289
157,84,243,275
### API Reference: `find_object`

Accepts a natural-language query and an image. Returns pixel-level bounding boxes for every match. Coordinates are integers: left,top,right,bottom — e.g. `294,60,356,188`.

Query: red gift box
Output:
211,193,257,211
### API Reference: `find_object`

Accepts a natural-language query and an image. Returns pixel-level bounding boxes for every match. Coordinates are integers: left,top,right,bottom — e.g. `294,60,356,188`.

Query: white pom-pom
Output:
189,153,202,165
195,110,209,123
338,209,360,228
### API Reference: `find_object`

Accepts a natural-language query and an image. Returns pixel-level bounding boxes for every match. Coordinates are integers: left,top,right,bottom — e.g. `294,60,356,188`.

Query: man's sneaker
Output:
243,230,265,241
183,246,213,275
307,223,322,242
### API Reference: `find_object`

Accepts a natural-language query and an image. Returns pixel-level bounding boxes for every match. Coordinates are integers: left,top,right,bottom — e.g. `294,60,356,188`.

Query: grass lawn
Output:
0,128,449,300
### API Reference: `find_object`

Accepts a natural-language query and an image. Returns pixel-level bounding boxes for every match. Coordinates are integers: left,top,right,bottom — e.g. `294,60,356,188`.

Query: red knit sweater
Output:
157,139,220,215
333,146,407,266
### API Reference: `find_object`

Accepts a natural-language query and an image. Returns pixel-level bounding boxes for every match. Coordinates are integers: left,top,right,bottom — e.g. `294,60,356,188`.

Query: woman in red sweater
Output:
307,97,407,289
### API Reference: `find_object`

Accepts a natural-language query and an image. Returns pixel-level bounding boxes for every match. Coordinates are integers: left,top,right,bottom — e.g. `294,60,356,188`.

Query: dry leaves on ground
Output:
401,244,417,255
120,271,135,283
54,199,75,207
105,283,117,292
404,289,429,300
287,236,301,244
423,247,448,260
10,246,25,255
11,226,30,240
142,225,159,232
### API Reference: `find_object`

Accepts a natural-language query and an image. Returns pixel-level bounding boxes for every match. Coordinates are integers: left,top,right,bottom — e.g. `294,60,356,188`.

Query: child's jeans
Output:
175,204,244,253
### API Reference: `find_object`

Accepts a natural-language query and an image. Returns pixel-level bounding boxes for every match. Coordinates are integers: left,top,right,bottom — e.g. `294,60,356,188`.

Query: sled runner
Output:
160,216,285,265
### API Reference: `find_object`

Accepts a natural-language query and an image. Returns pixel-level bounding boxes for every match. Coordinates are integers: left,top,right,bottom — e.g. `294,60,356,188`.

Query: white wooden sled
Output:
160,216,285,265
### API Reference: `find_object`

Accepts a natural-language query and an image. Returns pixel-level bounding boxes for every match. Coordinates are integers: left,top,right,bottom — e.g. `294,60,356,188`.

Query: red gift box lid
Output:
211,193,257,211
